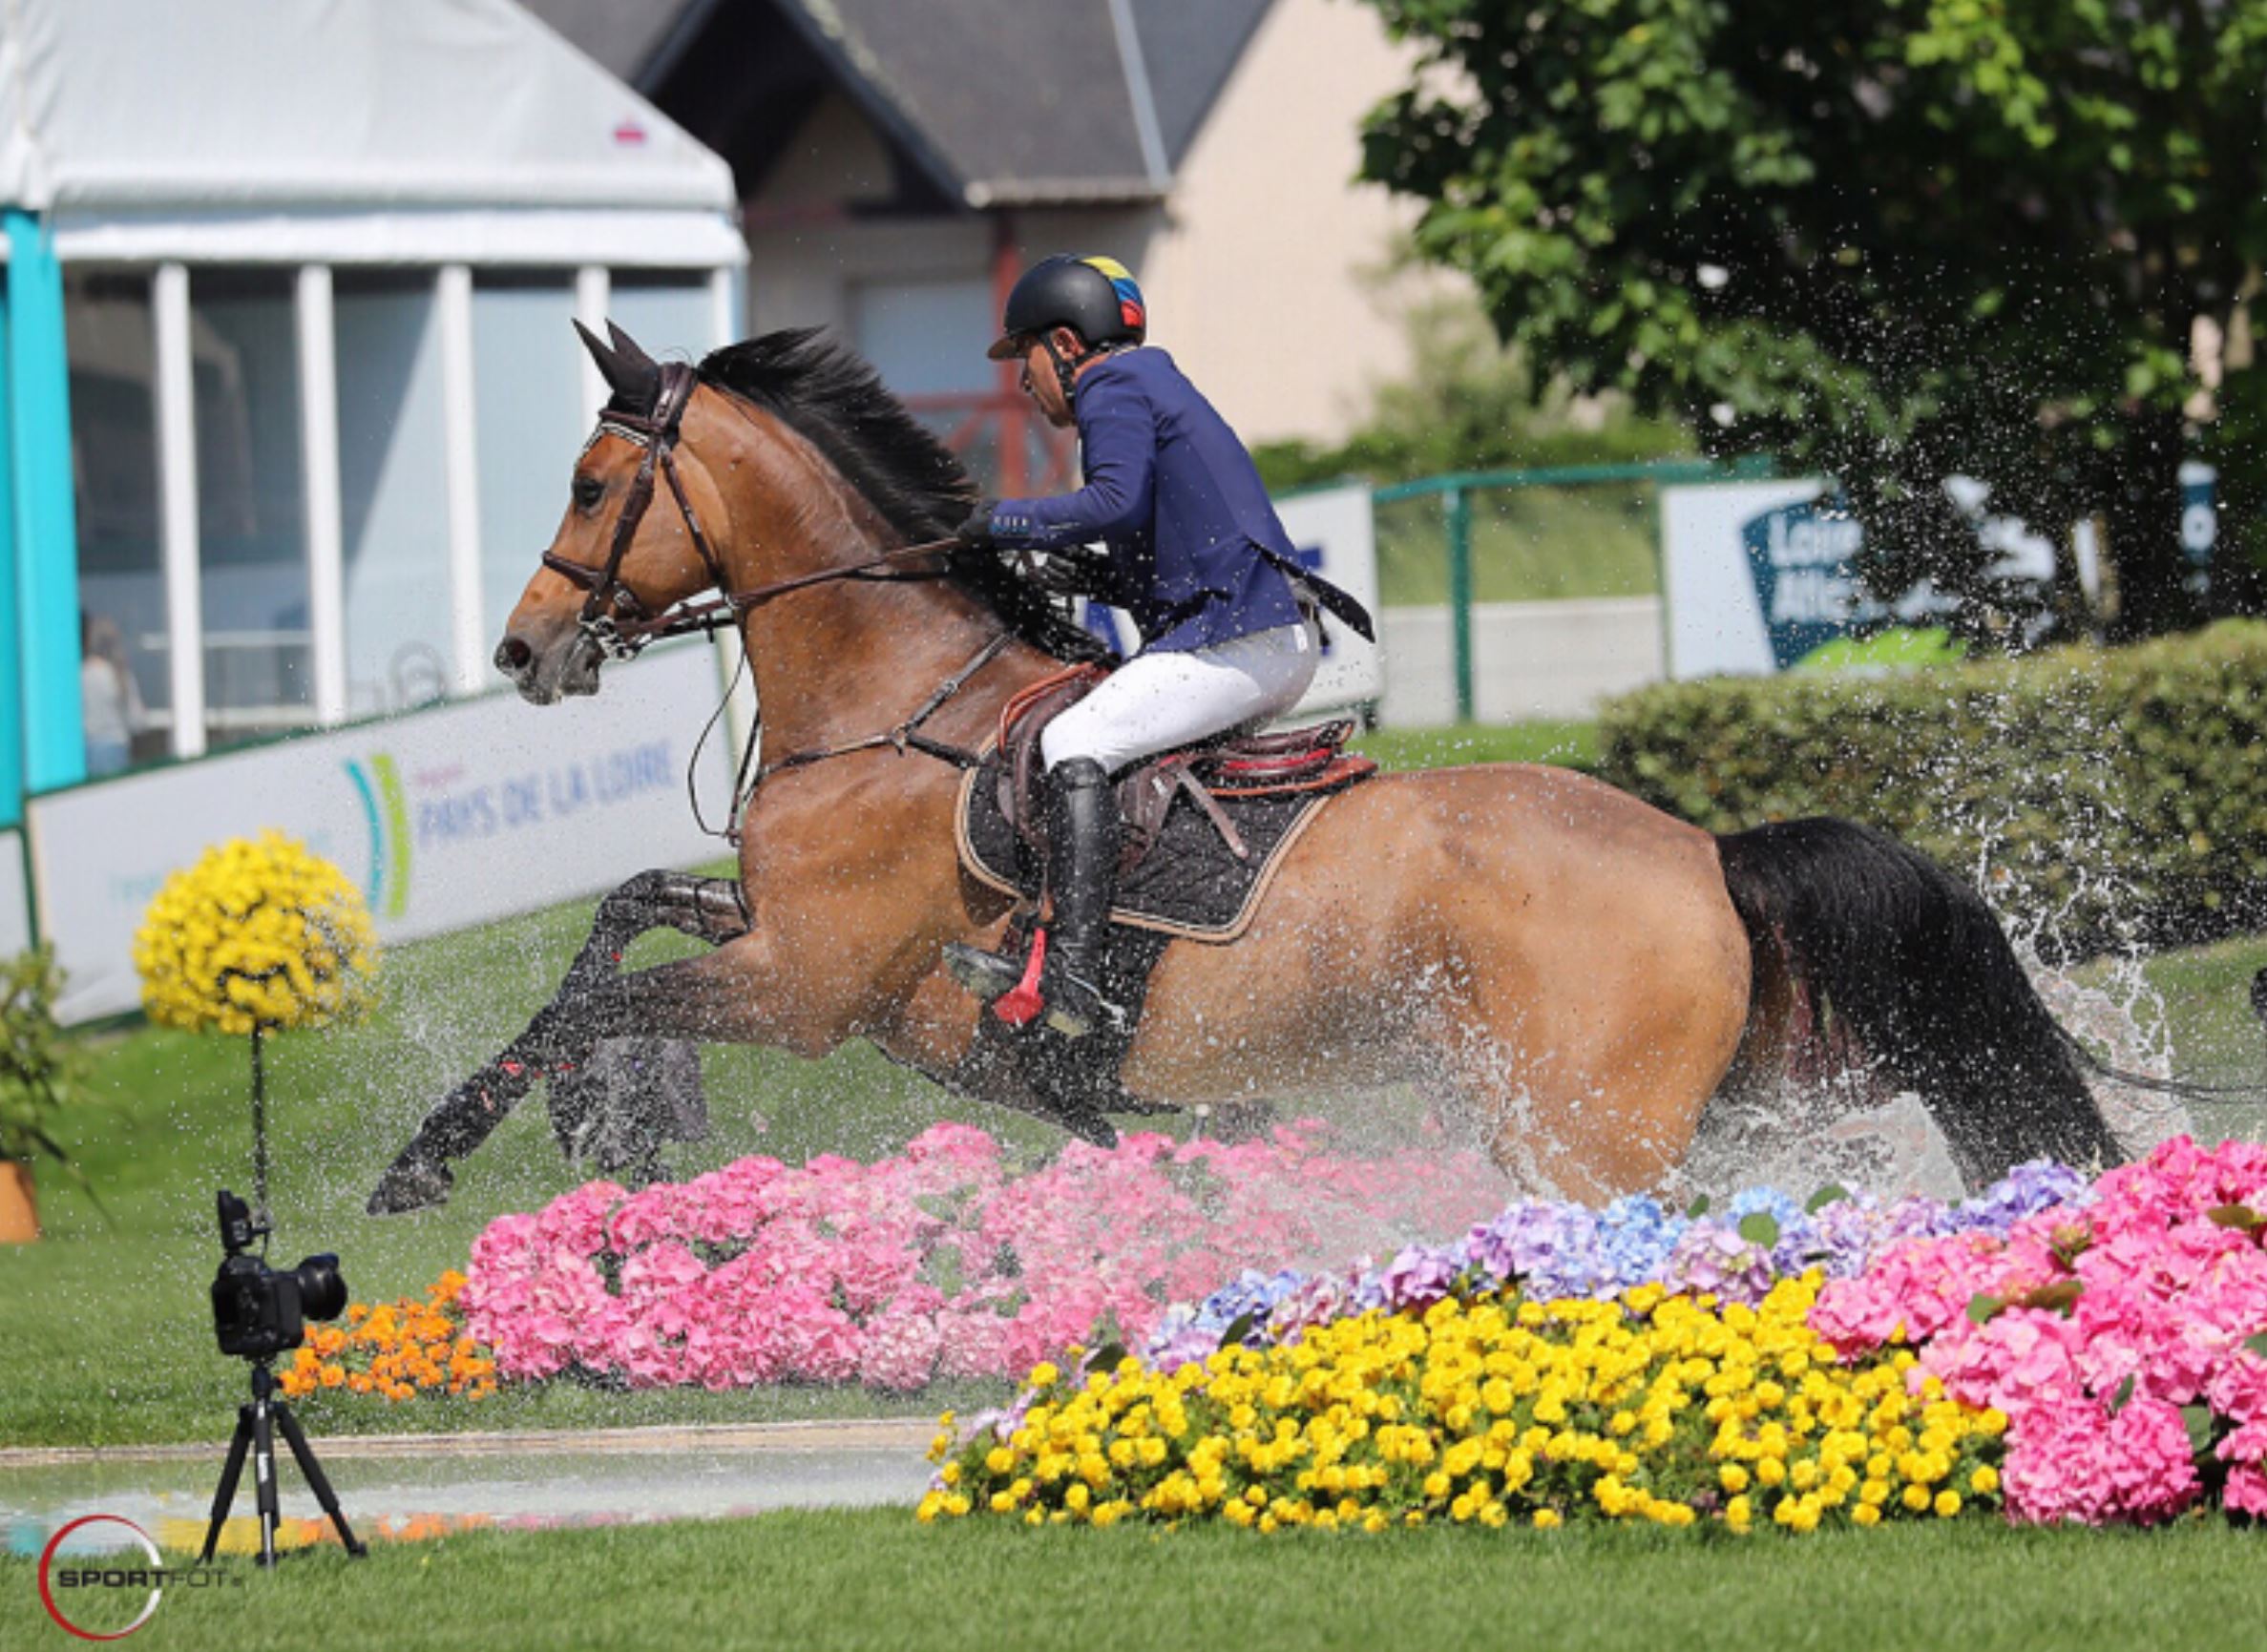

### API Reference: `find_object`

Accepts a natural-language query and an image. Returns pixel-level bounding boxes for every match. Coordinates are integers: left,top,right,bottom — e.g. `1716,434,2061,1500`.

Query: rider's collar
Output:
1069,344,1138,405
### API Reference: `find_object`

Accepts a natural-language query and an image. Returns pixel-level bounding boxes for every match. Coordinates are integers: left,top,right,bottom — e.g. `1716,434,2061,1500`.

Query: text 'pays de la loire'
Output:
414,742,675,846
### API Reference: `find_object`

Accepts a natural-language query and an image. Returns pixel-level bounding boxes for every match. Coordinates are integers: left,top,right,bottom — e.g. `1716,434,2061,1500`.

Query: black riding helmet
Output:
986,255,1147,362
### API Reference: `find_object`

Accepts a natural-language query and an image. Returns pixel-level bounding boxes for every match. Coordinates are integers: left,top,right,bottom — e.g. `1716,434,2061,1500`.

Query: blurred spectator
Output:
80,611,142,777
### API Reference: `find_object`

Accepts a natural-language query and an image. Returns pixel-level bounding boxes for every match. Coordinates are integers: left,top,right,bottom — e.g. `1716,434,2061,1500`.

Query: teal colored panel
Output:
0,282,19,828
6,211,83,793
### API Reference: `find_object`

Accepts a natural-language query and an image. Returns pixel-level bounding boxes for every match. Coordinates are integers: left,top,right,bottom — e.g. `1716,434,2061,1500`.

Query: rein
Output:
540,361,958,658
546,362,1011,845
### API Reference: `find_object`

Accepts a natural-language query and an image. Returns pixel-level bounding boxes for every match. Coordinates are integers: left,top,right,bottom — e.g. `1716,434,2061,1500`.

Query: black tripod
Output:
199,1359,367,1566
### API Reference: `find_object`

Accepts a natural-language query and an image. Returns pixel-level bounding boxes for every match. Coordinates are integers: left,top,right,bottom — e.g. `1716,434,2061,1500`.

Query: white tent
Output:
0,0,743,266
0,0,747,817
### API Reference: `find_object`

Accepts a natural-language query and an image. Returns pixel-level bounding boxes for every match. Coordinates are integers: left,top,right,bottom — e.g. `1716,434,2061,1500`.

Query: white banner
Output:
29,646,736,1024
1662,473,2119,679
1076,482,1385,717
0,831,30,959
1661,479,1830,679
1274,483,1386,716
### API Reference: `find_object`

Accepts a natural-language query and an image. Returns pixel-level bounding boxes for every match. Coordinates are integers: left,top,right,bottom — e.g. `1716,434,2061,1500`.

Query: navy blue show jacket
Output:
988,347,1312,654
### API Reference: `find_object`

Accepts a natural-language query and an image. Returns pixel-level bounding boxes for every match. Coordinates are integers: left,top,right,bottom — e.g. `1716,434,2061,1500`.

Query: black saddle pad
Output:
955,755,1350,941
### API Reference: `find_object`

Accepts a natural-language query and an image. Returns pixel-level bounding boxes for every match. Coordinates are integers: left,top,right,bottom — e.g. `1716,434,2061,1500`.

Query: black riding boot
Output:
1034,757,1127,1038
940,758,1128,1037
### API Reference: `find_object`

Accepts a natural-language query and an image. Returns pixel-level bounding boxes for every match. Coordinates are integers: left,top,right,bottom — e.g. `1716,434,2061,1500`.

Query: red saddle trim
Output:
1203,751,1377,799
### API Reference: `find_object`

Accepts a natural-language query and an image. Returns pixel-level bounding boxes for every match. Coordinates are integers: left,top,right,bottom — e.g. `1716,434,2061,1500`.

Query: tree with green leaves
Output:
1358,0,2267,638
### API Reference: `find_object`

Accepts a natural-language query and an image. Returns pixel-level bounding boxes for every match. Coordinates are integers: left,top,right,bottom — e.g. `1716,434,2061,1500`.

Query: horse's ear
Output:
606,321,661,376
575,319,660,410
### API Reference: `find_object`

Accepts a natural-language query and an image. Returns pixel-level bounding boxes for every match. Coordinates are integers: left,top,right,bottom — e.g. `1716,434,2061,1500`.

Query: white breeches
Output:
1041,620,1321,774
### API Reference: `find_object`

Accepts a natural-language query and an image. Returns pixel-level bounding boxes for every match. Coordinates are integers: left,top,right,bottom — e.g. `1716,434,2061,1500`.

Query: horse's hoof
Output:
943,942,1023,1005
1057,1107,1118,1150
367,1150,452,1216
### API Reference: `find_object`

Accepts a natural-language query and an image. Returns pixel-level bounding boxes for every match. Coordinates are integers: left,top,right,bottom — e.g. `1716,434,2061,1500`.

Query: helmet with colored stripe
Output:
986,255,1146,359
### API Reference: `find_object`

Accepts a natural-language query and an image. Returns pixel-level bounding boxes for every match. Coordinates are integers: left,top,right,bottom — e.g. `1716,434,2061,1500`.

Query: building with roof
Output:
525,0,1445,492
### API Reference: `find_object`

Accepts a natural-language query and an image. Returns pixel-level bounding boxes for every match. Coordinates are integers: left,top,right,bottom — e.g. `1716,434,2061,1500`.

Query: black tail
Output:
1715,817,2124,1189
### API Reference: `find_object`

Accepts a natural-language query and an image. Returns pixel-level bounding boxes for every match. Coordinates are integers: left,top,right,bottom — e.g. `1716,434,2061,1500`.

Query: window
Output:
333,272,452,716
65,269,168,767
849,276,995,398
472,274,583,650
192,268,310,745
610,272,715,366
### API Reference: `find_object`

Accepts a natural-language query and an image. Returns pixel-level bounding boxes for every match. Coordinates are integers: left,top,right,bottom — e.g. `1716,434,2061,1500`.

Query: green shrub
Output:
0,950,94,1180
1596,620,2267,952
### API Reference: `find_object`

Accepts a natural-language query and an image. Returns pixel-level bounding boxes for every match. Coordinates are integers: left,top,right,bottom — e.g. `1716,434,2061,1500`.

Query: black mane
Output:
695,328,1110,664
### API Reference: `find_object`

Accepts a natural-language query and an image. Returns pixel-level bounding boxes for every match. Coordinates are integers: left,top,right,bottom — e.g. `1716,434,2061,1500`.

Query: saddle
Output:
993,666,1376,877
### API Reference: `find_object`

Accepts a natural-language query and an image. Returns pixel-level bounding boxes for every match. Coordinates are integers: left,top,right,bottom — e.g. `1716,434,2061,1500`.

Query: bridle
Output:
540,360,960,660
537,359,1017,841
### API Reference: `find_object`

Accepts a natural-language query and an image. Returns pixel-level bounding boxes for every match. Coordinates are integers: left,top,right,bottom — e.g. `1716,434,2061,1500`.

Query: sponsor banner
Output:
1662,474,2119,678
29,646,735,1024
0,830,30,956
2180,460,2217,600
1662,480,1830,678
1076,482,1385,715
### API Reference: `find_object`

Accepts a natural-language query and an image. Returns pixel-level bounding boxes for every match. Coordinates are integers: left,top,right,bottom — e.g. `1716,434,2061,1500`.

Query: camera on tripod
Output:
208,1190,347,1361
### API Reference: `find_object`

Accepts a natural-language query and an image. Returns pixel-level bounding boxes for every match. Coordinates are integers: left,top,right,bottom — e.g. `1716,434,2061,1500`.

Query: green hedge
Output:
1595,620,2267,952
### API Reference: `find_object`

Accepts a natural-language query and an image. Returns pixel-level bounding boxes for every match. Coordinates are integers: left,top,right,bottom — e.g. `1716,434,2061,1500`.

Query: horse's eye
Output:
572,474,605,511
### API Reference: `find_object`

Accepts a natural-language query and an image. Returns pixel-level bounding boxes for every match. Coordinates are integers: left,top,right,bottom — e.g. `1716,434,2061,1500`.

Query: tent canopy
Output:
0,0,743,264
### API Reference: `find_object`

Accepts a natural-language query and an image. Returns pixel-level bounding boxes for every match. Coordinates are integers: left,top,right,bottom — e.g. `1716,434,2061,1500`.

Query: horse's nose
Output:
494,635,535,677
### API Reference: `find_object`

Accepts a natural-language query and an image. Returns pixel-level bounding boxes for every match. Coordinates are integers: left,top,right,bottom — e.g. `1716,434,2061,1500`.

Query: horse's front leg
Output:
367,869,751,1214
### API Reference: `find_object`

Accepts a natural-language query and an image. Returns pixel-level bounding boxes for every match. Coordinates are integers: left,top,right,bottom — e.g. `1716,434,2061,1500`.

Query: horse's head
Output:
496,323,732,703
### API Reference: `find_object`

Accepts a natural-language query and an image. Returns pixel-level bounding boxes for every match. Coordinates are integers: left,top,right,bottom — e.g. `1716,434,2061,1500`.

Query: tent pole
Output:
575,266,610,428
152,262,206,759
295,265,347,726
437,264,484,696
707,267,736,353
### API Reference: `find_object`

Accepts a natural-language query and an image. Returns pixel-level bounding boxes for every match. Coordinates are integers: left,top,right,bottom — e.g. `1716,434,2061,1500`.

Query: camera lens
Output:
292,1255,348,1323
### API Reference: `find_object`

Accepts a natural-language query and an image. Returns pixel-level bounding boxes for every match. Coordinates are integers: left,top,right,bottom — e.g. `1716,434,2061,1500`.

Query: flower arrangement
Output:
135,831,378,1035
1138,1162,2087,1371
931,1138,2267,1533
135,830,379,1208
922,1275,2004,1532
1811,1136,2267,1524
461,1122,1511,1391
278,1270,497,1404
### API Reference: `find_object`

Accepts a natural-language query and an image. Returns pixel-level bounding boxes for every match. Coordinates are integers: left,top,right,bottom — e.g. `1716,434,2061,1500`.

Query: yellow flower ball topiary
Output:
134,831,381,1035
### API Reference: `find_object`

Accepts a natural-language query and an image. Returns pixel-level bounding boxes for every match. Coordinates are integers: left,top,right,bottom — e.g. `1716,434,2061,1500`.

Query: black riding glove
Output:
954,501,998,553
1027,547,1111,597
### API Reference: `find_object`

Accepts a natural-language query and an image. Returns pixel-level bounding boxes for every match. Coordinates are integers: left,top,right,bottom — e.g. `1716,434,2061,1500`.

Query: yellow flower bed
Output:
923,1275,2006,1534
135,831,379,1034
279,1270,497,1404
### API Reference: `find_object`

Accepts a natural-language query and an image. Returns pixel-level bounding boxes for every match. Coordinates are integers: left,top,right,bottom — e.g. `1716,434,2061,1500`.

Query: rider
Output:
946,254,1371,1041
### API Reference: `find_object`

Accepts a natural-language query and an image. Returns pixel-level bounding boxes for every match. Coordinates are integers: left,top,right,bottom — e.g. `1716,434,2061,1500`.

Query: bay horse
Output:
368,324,2130,1215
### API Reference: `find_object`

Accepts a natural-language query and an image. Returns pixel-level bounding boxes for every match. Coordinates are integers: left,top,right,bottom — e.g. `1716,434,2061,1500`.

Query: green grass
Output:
7,1510,2266,1652
1354,720,1601,772
1375,482,1661,606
